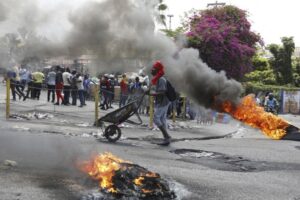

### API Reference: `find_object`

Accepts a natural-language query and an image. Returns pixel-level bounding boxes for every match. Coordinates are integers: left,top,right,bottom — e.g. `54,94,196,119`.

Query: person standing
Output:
5,69,18,101
13,65,26,100
149,61,171,146
47,67,56,103
126,78,134,103
108,74,115,108
19,66,28,91
99,74,110,110
70,70,78,106
23,71,33,101
119,74,128,108
31,70,45,100
62,68,72,105
83,74,91,101
76,73,85,107
54,66,64,105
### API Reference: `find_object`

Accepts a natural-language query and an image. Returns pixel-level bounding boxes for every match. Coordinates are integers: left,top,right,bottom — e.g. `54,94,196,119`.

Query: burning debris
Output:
218,95,300,141
78,153,176,199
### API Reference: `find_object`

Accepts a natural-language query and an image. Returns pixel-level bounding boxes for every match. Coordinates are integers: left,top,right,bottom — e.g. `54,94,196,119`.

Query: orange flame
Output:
78,153,160,194
133,177,144,185
78,152,131,193
221,95,289,139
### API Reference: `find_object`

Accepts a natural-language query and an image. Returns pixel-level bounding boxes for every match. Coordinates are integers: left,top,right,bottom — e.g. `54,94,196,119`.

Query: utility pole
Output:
167,14,174,30
207,1,226,8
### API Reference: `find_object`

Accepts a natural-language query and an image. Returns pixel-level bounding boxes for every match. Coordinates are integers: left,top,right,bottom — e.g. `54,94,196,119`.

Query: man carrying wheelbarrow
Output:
149,61,172,146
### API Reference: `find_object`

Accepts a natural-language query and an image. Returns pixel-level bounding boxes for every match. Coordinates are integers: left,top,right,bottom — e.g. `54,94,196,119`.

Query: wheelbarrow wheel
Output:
104,125,122,142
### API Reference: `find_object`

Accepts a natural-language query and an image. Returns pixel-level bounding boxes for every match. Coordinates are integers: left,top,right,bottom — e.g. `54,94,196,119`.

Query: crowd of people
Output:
99,72,149,111
3,63,202,119
3,65,91,107
4,65,45,101
3,61,216,146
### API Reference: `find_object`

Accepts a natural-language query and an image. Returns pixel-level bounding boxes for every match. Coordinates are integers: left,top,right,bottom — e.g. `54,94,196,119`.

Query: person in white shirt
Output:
76,73,86,107
47,68,56,103
62,68,72,105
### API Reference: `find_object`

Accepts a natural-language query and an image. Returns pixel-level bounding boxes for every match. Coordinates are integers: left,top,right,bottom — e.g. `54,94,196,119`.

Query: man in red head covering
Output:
150,61,171,146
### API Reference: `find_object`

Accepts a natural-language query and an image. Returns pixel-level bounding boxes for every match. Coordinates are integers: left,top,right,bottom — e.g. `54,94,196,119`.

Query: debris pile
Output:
10,112,54,120
78,153,176,199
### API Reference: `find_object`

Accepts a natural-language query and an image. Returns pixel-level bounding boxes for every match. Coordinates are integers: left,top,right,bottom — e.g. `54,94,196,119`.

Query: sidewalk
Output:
1,83,270,141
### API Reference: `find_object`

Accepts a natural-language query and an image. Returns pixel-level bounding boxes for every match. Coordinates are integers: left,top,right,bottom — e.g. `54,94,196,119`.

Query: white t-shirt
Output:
76,76,84,90
62,72,71,86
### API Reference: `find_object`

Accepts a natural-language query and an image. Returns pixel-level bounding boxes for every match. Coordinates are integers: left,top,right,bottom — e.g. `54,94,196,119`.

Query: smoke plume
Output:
0,0,243,106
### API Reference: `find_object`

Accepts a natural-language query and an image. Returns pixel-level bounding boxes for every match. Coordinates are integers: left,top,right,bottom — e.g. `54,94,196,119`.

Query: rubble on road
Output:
10,112,54,120
3,160,18,167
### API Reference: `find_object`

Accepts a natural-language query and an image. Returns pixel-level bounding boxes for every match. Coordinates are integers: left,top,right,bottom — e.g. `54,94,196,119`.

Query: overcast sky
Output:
1,0,299,46
164,0,300,46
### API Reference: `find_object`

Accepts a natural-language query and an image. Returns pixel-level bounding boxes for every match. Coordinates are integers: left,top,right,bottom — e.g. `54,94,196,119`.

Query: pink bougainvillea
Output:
187,6,262,80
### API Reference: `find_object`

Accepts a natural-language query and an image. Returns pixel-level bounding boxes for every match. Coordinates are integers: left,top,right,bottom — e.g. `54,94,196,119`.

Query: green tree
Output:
185,6,261,80
244,53,276,85
293,58,300,87
160,27,184,40
268,37,295,84
252,53,268,71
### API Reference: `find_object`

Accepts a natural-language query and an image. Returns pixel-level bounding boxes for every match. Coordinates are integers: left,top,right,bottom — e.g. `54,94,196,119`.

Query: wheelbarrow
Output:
96,94,145,142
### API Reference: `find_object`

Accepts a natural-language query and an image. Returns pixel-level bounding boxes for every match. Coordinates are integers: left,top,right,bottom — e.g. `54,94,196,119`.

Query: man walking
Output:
5,69,18,101
150,61,171,146
13,65,26,100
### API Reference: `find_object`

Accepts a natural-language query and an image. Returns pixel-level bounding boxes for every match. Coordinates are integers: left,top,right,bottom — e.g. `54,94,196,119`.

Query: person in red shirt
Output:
119,74,128,108
54,66,64,105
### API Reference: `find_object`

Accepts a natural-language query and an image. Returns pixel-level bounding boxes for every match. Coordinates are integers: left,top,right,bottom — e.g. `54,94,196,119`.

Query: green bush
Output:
244,69,276,85
243,82,300,100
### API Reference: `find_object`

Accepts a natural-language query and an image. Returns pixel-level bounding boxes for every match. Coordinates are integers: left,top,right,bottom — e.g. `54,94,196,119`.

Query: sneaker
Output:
78,105,83,107
54,102,59,105
157,138,171,146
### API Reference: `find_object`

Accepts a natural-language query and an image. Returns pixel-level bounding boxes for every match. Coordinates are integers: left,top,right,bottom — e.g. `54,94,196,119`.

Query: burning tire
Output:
104,125,121,142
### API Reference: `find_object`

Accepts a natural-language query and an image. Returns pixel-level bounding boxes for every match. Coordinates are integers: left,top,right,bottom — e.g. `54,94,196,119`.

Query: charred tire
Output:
104,125,122,142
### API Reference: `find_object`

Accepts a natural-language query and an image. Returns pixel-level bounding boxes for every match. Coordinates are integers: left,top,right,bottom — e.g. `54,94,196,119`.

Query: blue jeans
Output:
119,93,128,108
154,103,170,129
78,90,84,106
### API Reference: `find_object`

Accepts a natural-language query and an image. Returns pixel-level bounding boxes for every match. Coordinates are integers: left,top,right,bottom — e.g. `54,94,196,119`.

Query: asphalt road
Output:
1,83,300,200
0,117,300,200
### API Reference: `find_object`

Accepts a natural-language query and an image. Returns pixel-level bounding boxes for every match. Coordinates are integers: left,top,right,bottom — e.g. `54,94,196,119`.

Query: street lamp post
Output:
207,1,226,8
167,14,174,30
